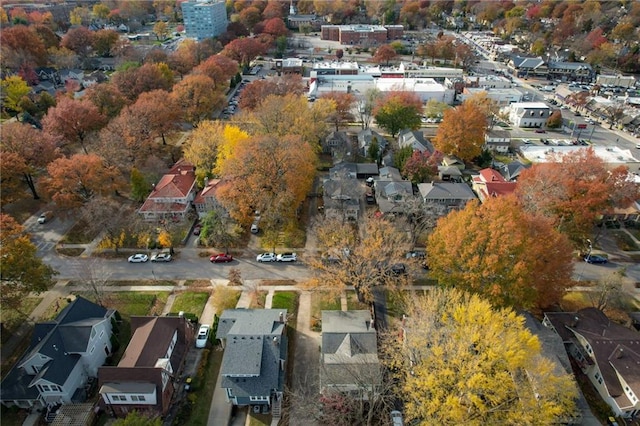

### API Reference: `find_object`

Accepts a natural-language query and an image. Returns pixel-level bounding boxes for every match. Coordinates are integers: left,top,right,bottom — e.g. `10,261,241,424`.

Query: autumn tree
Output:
424,98,450,118
402,150,442,184
261,17,288,37
61,26,94,59
547,110,562,128
48,46,79,70
238,6,262,32
433,100,488,162
238,75,305,110
192,55,239,89
42,153,125,209
0,25,48,70
307,214,411,304
238,93,333,147
427,196,574,309
215,134,316,227
1,122,59,202
183,121,250,184
383,288,579,425
373,44,397,65
128,89,180,145
92,29,119,57
111,62,174,101
320,91,356,130
221,37,269,69
0,214,57,312
515,148,639,246
373,91,422,138
171,74,224,126
130,168,151,202
85,82,128,118
42,96,107,154
153,21,170,41
1,76,30,115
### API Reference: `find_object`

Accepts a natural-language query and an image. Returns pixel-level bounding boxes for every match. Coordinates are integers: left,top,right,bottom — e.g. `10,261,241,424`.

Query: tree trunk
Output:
24,173,40,199
161,132,167,145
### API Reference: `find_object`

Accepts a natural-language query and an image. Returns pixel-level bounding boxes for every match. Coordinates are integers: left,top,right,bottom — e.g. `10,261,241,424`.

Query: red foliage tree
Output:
1,25,48,69
238,75,305,110
42,96,107,154
192,55,239,89
61,26,94,58
403,150,442,184
261,17,288,37
222,37,269,68
111,62,173,101
373,44,398,65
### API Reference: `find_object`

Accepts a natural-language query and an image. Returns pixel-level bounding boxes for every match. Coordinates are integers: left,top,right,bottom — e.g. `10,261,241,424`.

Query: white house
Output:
484,129,511,153
507,102,552,128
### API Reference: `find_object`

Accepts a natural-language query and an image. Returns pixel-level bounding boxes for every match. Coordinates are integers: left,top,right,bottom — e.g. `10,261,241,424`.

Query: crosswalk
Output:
32,239,55,252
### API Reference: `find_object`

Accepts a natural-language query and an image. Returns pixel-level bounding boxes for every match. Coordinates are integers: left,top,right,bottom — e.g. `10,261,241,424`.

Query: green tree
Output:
1,214,57,312
383,288,579,425
153,21,169,41
130,167,151,202
1,75,30,115
393,145,413,172
427,195,574,309
200,207,237,252
368,138,380,162
373,91,422,138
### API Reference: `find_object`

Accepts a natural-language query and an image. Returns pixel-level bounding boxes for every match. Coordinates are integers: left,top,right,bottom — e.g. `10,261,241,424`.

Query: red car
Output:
210,253,233,263
535,129,546,133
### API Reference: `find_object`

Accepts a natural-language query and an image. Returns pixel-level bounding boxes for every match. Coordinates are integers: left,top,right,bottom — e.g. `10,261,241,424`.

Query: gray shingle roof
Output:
217,310,288,398
418,182,477,201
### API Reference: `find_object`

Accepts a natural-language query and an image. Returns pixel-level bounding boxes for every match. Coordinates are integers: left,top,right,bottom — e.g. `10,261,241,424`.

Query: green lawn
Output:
212,286,242,314
271,291,298,313
170,291,210,318
0,297,42,344
310,292,342,331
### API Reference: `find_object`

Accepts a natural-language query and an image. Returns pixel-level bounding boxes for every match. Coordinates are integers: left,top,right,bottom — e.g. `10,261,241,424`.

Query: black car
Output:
584,255,608,264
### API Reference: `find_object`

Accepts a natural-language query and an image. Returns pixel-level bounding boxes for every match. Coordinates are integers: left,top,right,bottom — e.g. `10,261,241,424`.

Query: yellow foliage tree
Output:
157,230,172,248
383,288,578,425
432,99,488,162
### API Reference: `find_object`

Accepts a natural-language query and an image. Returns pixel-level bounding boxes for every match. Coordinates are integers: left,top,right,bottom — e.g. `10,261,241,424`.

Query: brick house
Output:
138,160,197,221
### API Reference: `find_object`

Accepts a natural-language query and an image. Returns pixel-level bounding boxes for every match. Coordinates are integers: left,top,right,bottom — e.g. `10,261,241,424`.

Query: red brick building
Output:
321,24,403,45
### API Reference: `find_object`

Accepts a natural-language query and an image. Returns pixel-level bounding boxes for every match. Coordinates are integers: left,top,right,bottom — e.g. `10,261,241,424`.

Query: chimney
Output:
279,312,284,323
616,347,624,359
273,336,279,346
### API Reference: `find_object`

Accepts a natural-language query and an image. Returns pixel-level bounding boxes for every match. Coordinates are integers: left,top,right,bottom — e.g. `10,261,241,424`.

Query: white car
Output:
256,252,277,262
128,254,149,263
276,252,297,262
151,253,172,262
195,324,210,348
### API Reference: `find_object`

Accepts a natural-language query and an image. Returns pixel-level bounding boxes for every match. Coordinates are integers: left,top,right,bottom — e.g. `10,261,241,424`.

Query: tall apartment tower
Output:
181,0,228,41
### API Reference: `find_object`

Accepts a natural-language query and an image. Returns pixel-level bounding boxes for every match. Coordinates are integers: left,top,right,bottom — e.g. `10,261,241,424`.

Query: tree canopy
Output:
432,100,488,162
373,91,422,138
427,196,574,309
515,148,639,246
383,288,578,425
1,214,57,312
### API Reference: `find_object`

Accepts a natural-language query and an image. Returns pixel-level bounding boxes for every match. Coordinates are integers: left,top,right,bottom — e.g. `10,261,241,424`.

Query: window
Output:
99,330,104,339
40,384,51,392
250,396,268,401
131,395,146,402
111,395,127,402
594,372,603,385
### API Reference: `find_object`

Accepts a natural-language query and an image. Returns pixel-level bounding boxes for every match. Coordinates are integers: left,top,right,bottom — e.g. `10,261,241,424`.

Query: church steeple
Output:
289,0,296,15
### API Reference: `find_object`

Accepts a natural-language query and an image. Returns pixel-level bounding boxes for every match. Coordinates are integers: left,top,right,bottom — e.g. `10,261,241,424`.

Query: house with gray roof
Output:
508,56,547,78
321,311,381,399
499,160,530,181
323,178,362,221
397,129,434,154
97,316,195,418
358,128,387,158
547,61,594,83
373,168,414,214
543,308,640,419
417,182,477,216
1,297,116,410
216,310,288,411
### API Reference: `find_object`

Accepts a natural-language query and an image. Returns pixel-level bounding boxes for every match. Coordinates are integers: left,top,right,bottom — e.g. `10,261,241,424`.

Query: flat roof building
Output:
181,0,228,41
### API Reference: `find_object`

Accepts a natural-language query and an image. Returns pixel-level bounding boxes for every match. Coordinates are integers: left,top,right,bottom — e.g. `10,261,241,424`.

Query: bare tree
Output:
81,196,137,253
588,267,625,310
603,103,626,129
71,258,112,306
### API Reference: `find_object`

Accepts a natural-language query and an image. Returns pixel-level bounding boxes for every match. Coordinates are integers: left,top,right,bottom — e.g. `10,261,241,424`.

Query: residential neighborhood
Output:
1,1,640,426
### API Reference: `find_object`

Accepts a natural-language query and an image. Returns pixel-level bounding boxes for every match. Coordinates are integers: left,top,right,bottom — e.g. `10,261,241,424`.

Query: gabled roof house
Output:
216,310,288,413
471,168,517,202
193,178,226,219
320,311,381,399
417,182,477,216
98,316,195,418
397,129,434,154
543,308,640,418
138,159,197,221
1,297,116,410
373,166,414,214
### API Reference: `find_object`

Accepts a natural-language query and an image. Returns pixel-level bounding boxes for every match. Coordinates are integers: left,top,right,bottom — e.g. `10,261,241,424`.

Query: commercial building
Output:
321,24,403,45
181,0,228,41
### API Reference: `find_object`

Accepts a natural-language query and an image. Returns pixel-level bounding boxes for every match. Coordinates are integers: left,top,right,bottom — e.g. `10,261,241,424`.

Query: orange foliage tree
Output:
215,134,316,226
42,153,125,209
427,195,574,310
171,74,225,126
320,91,356,131
238,75,305,110
515,148,639,246
373,44,397,65
432,100,488,162
42,96,107,154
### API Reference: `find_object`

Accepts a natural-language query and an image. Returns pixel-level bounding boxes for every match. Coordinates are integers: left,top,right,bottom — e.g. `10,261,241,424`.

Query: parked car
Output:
151,253,172,262
406,251,426,259
195,324,210,348
276,252,297,262
193,224,201,235
391,410,403,426
37,211,53,224
210,253,233,263
365,192,375,204
584,254,608,264
390,263,408,276
128,254,149,263
534,129,546,133
256,252,277,262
